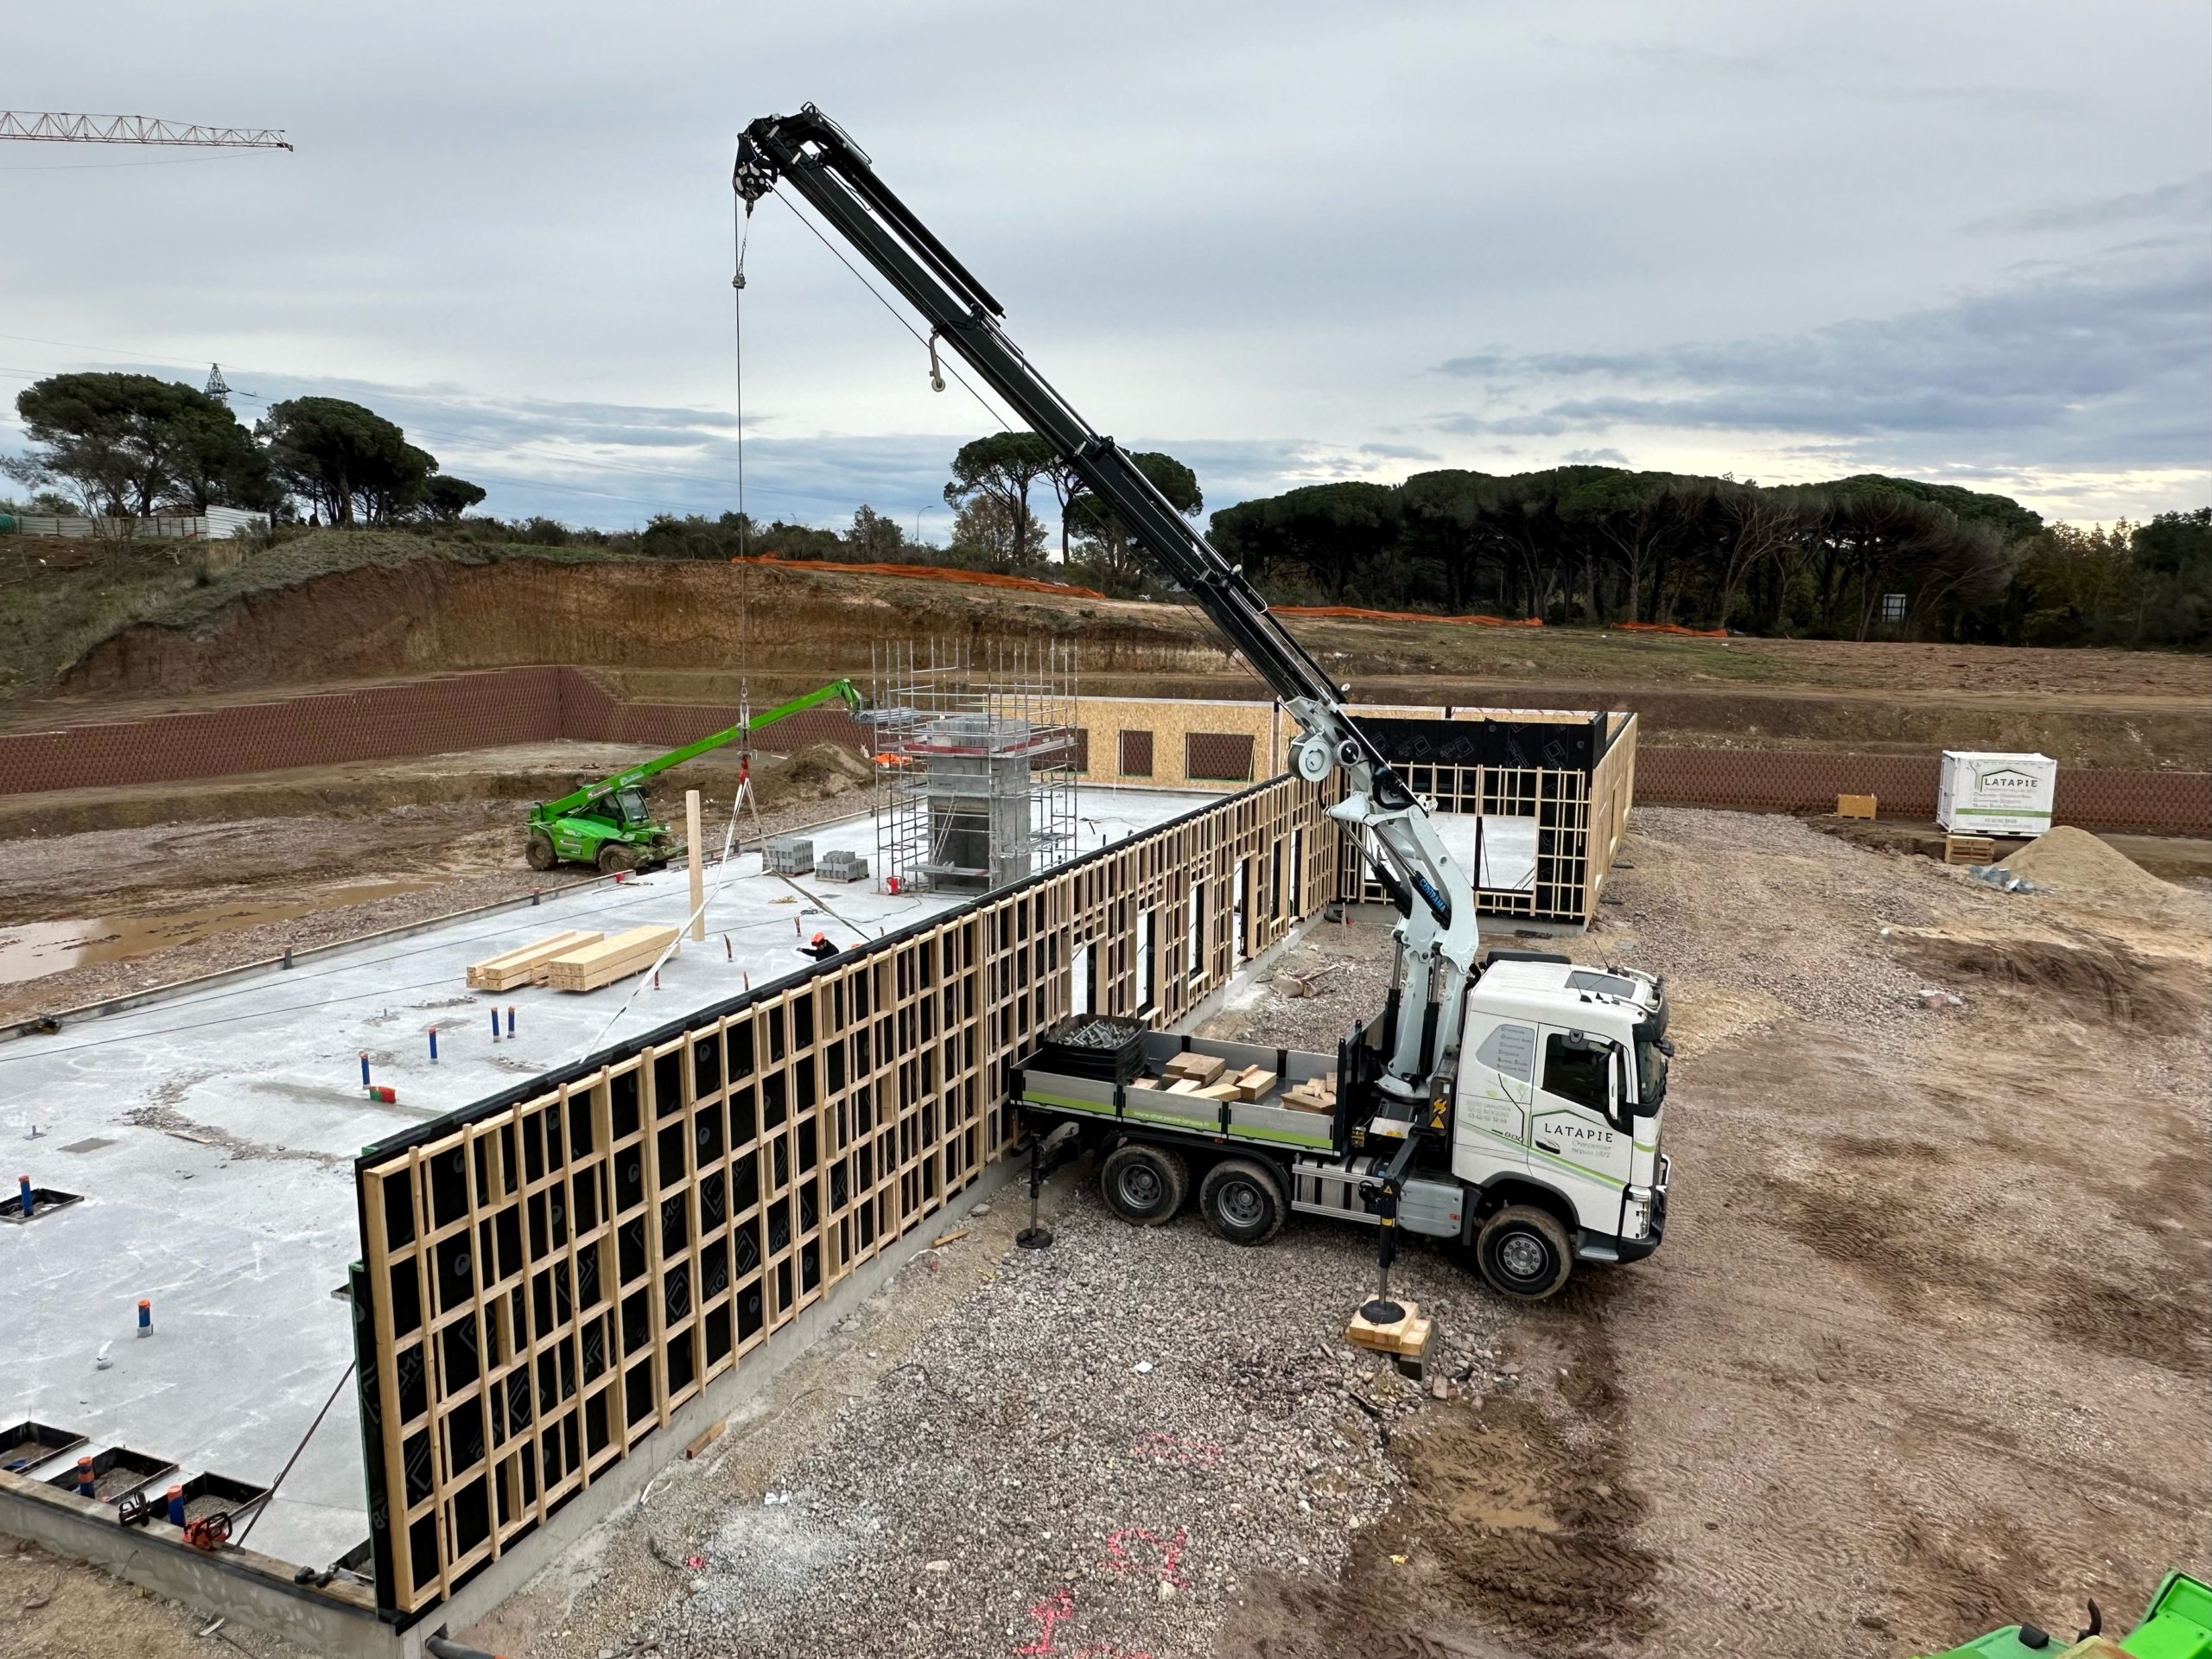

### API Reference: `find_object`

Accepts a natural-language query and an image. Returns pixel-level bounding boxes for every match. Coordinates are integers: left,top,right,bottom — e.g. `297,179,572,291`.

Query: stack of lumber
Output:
1161,1052,1226,1087
543,925,680,993
1154,1052,1282,1103
467,931,604,991
1161,1077,1228,1098
1281,1071,1339,1116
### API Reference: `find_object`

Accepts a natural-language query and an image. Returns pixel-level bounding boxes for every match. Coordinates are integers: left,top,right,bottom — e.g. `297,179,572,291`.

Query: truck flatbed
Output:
1019,1031,1343,1154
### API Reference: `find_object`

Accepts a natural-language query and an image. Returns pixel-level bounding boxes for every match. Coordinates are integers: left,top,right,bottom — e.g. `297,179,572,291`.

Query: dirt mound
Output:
1895,928,2204,1033
54,555,1214,702
772,741,874,801
1998,824,2177,903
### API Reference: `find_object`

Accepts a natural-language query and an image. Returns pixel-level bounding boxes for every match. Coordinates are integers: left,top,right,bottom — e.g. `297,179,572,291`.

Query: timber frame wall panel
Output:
1340,711,1639,927
1080,696,1280,790
351,776,1339,1620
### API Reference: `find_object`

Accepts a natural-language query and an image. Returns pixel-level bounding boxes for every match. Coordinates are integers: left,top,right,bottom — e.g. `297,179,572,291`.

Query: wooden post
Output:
686,789,706,942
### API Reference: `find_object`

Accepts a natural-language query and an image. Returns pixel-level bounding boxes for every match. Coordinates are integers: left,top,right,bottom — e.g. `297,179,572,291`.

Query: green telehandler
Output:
523,679,867,874
1922,1568,2210,1659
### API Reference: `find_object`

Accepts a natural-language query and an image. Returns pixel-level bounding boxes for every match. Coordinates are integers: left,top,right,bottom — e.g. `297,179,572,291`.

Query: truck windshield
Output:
613,787,652,826
1635,1035,1669,1109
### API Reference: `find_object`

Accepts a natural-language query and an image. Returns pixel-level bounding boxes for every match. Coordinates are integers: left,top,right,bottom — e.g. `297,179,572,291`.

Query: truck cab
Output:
1452,950,1670,1288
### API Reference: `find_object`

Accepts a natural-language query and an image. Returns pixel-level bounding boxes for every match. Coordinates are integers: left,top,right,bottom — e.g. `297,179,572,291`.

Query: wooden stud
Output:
686,791,707,942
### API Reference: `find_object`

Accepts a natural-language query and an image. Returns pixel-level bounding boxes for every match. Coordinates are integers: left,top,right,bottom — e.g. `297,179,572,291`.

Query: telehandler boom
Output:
524,678,865,873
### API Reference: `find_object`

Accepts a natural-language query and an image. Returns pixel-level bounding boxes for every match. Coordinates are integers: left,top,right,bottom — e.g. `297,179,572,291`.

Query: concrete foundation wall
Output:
0,1475,392,1658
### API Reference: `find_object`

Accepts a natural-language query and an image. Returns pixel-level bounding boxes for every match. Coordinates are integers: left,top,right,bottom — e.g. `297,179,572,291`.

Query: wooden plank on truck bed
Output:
467,930,605,990
1164,1052,1226,1085
545,926,681,992
1233,1068,1277,1101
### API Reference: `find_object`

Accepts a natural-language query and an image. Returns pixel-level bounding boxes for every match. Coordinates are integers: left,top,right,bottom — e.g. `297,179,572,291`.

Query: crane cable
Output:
728,193,768,856
766,188,1016,433
733,195,751,565
760,186,1217,632
733,194,753,709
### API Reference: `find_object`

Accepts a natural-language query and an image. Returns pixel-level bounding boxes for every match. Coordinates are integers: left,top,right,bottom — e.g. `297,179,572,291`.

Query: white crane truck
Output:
734,106,1674,1303
1011,952,1669,1300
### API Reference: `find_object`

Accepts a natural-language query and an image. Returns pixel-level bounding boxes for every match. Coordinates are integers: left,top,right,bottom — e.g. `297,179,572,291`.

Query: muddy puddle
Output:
0,880,435,984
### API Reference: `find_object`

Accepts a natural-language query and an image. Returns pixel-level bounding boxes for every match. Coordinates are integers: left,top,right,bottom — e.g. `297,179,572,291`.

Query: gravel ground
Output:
1198,910,1396,1049
651,1187,1503,1659
1592,805,2004,1054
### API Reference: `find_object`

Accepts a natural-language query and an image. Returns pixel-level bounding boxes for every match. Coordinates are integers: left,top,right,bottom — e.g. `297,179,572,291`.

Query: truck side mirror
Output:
1608,1047,1632,1134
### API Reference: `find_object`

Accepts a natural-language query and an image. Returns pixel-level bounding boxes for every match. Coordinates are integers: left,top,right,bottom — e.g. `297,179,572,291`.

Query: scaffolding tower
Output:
872,639,1079,896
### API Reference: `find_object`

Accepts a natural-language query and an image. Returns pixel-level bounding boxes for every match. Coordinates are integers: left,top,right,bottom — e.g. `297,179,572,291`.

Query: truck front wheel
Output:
1198,1159,1286,1245
1099,1143,1188,1226
1475,1205,1574,1300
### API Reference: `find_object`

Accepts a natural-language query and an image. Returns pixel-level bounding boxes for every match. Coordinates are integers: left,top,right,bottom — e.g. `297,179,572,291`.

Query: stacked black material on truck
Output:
1031,1015,1149,1084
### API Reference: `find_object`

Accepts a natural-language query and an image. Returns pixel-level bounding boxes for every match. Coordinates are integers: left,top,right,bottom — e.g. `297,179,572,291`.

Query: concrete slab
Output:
0,787,1214,1571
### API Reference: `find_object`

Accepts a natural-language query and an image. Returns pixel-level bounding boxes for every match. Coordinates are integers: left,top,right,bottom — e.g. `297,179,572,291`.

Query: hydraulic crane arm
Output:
735,107,1478,1110
532,678,865,820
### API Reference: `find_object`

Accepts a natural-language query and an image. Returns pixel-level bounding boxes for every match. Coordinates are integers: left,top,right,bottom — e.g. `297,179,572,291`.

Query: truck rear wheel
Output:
525,832,558,872
1475,1205,1574,1300
1198,1158,1285,1245
1099,1143,1187,1226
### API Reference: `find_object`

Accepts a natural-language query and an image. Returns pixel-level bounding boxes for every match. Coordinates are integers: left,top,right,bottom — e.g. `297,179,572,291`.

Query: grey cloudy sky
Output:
4,0,2206,531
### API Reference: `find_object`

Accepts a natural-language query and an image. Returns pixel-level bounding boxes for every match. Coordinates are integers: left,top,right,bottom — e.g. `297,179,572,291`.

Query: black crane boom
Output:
734,104,1479,1118
734,106,1357,738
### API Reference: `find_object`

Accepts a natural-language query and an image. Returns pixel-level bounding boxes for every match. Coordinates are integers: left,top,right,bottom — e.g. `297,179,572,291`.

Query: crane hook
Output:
926,327,946,393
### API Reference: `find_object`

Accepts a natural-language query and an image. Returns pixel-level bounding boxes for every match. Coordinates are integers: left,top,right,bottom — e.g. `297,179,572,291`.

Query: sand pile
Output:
1998,825,2177,904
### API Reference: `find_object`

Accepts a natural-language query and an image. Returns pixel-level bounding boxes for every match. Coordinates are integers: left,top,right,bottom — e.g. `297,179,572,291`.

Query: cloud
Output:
1966,171,2212,236
4,0,2203,532
1561,448,1629,466
1432,245,2211,474
1587,35,2072,111
0,353,1388,527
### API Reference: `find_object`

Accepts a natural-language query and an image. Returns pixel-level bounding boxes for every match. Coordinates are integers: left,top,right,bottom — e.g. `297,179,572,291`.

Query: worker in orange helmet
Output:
798,931,838,962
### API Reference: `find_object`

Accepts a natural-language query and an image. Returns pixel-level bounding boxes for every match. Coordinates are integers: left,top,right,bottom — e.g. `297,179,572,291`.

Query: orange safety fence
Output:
1612,620,1728,639
730,552,1106,600
1274,604,1544,628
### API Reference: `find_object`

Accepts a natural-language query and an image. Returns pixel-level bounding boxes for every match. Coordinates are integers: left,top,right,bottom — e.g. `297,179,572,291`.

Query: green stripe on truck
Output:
1024,1091,1111,1114
1026,1092,1330,1148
